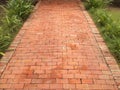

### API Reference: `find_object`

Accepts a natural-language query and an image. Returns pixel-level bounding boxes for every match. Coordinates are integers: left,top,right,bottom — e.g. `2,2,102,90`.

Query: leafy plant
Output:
6,0,34,21
0,0,34,57
0,34,11,53
85,0,112,9
92,9,113,26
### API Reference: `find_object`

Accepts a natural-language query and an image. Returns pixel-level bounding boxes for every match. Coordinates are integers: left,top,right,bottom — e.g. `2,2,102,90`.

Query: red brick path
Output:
0,0,120,90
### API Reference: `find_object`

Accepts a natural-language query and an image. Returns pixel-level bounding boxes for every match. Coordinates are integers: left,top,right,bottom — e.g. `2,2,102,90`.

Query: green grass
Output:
108,7,120,21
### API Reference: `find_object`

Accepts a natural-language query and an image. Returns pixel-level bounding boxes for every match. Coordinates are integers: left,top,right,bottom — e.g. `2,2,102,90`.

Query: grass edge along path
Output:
83,0,120,65
80,1,120,89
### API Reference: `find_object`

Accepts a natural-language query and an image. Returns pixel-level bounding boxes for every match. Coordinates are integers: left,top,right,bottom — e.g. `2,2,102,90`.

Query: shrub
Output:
110,39,120,62
0,33,11,54
91,9,113,27
0,0,34,56
6,0,34,21
85,0,112,10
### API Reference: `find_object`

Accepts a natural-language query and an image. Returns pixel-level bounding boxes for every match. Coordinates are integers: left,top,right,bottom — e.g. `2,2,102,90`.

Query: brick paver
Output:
0,0,120,90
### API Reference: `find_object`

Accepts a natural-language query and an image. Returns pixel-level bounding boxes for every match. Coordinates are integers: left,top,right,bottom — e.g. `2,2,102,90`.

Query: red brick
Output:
106,80,116,85
68,62,78,65
76,84,88,89
18,79,31,83
50,73,63,78
50,84,63,89
63,66,74,69
101,85,115,89
88,84,103,89
68,79,81,84
56,79,68,84
10,84,24,89
37,84,49,89
63,74,74,78
95,80,106,84
0,84,11,89
68,70,80,74
99,75,111,79
3,74,15,79
0,79,7,83
75,74,86,78
82,79,93,84
32,79,56,84
63,84,76,89
34,70,45,74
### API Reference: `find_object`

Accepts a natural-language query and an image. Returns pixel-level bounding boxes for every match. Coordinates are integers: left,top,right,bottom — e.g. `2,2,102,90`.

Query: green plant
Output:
0,0,34,57
2,15,22,33
92,9,113,26
6,0,34,21
0,34,11,53
85,0,112,9
107,39,120,62
103,22,120,38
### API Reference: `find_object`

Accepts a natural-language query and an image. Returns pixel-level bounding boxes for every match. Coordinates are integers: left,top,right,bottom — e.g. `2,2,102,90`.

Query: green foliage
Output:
85,0,112,10
109,39,120,61
0,33,11,53
93,9,113,26
84,0,120,63
0,0,34,56
6,0,33,21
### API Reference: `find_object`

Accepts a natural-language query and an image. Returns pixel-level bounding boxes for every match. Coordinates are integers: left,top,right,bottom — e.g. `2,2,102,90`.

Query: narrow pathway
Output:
0,0,120,89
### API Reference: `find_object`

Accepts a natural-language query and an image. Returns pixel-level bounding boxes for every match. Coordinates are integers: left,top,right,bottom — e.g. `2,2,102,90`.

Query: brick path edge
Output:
0,1,41,77
80,1,120,89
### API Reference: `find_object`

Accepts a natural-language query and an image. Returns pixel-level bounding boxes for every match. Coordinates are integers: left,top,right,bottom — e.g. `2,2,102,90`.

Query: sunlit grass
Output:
108,7,120,21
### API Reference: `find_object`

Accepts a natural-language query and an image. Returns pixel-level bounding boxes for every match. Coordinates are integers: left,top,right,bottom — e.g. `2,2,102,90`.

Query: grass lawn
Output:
108,6,120,21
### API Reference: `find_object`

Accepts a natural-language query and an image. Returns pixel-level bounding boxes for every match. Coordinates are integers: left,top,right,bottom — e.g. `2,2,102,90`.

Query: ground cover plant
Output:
84,0,120,64
0,0,35,58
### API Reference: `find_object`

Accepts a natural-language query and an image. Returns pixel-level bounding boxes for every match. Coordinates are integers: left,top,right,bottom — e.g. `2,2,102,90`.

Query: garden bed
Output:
0,0,36,59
